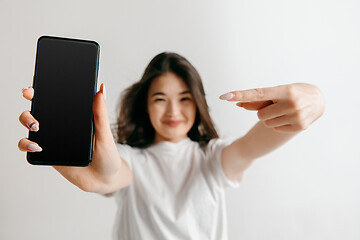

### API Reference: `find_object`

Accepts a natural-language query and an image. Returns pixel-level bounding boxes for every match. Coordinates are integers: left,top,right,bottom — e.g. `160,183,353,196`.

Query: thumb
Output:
92,83,113,143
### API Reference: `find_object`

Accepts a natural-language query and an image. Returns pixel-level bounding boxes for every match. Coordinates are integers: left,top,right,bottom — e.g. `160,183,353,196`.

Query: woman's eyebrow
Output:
151,90,191,97
151,92,165,97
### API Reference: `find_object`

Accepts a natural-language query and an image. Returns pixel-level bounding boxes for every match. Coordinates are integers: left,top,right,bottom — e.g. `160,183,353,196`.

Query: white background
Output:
1,0,359,239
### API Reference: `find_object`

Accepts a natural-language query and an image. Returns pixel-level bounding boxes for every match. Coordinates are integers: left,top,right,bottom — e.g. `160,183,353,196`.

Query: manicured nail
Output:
27,143,42,152
27,122,39,132
219,92,234,100
102,83,106,101
21,86,31,94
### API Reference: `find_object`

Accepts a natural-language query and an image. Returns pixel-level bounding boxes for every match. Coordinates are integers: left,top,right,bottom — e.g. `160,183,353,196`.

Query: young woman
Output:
18,52,325,239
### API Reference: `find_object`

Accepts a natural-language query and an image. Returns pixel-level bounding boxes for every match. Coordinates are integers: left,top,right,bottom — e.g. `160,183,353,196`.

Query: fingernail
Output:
236,102,243,107
102,83,106,101
219,92,234,100
21,86,31,94
27,122,39,132
27,143,42,152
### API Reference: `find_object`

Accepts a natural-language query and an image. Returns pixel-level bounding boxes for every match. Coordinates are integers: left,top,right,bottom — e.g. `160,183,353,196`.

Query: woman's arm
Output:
220,83,326,182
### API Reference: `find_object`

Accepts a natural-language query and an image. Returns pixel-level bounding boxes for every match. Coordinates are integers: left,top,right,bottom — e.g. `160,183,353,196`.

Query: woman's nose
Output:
166,101,181,116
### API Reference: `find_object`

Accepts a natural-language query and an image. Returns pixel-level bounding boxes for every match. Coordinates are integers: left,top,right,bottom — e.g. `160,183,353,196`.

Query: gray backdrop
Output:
1,0,359,239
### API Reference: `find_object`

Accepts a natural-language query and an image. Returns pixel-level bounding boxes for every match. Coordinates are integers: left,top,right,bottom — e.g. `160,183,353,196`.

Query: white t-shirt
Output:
112,137,241,240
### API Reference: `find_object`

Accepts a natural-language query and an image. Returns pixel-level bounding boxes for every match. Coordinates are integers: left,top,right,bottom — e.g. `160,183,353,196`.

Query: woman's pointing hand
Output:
219,83,326,133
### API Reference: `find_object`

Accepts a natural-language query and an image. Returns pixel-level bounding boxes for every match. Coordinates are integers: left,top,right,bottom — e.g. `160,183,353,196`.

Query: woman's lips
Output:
163,120,183,127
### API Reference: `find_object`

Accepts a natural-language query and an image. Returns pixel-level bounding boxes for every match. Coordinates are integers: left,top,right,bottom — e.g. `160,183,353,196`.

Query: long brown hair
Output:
114,52,219,148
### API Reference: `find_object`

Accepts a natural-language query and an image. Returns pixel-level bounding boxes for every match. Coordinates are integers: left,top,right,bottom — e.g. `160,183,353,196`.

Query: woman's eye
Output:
155,98,165,102
181,97,191,101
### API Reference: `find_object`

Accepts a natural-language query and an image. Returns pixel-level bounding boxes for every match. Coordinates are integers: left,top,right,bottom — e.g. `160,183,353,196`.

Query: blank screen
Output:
27,36,99,166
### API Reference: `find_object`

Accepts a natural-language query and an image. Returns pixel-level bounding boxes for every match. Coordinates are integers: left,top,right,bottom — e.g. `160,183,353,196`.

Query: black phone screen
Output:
27,36,100,166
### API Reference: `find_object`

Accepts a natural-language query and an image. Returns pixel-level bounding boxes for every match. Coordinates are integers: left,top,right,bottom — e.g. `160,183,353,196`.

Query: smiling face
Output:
147,72,197,143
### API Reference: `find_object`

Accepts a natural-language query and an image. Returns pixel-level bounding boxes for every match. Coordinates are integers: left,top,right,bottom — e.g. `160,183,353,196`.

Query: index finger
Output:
220,85,286,102
22,87,34,100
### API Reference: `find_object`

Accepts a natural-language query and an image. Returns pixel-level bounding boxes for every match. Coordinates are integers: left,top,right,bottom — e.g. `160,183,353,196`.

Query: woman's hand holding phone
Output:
18,83,132,194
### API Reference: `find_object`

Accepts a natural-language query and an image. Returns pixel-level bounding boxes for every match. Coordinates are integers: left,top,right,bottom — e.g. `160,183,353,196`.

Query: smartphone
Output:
27,36,100,166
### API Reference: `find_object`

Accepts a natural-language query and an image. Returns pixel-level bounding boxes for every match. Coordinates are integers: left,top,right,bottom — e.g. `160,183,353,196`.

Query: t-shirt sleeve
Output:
206,138,241,189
